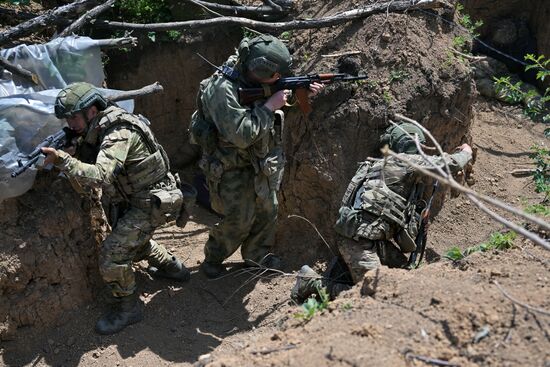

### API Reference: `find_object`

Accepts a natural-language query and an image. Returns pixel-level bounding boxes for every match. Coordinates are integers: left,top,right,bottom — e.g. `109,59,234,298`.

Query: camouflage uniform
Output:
55,105,182,297
335,150,472,283
191,46,287,267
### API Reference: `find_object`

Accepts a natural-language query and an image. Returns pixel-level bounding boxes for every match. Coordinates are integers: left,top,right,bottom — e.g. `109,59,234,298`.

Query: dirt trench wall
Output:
0,174,107,341
105,30,243,169
276,11,476,265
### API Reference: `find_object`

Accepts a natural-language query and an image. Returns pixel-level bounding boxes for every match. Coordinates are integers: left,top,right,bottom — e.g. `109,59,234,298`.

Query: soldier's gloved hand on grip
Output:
41,147,60,166
308,82,324,97
264,89,290,111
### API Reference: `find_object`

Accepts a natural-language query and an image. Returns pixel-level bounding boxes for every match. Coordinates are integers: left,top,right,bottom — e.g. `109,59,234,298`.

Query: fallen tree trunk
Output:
105,81,164,102
95,0,448,32
182,0,287,16
0,0,99,47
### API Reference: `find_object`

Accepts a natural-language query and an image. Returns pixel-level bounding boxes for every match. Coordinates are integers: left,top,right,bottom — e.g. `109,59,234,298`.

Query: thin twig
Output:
287,214,336,256
493,281,550,317
196,327,224,341
404,352,459,367
321,50,362,58
450,47,487,61
251,343,298,355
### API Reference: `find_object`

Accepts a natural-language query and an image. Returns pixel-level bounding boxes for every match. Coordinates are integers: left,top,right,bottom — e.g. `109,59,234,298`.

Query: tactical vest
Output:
335,157,420,252
88,106,171,198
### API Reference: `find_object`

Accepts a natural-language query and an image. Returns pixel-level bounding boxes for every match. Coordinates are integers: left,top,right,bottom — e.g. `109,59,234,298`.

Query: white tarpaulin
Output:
0,36,133,202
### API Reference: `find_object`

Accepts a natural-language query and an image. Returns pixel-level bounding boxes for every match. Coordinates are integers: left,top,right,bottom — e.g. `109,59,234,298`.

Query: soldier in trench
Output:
291,122,473,302
189,34,323,278
41,83,192,335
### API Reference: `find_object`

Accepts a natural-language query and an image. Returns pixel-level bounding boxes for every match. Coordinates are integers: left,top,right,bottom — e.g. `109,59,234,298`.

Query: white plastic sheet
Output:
0,36,133,202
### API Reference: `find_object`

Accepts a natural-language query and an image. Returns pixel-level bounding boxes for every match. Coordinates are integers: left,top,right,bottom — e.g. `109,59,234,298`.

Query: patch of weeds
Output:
294,287,330,321
279,31,293,41
452,35,467,52
493,76,525,104
389,69,410,84
242,28,258,39
382,90,392,105
444,231,517,261
366,79,379,90
525,203,550,216
118,0,172,23
167,30,182,41
530,145,550,201
341,302,353,311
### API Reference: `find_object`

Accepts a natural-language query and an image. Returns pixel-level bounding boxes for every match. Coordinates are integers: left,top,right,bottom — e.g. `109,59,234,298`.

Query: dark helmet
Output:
54,82,108,119
379,122,426,154
237,34,292,79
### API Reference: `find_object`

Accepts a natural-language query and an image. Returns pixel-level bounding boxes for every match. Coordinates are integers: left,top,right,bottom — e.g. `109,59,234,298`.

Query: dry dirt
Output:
0,100,548,367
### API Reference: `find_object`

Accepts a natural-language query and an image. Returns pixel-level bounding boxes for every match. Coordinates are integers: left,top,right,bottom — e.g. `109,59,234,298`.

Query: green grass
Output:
525,203,550,216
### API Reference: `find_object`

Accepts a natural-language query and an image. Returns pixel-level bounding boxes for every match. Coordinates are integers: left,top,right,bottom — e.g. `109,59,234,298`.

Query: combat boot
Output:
95,294,143,335
200,261,227,279
290,265,323,302
148,256,191,282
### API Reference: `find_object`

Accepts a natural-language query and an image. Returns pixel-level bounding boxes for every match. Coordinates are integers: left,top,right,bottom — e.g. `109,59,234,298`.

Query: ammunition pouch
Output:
176,181,198,228
396,211,420,253
189,111,218,155
199,155,225,213
334,206,362,239
150,187,184,227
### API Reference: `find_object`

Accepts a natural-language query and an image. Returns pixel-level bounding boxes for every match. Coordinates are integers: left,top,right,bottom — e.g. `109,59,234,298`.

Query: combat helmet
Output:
380,122,426,154
54,82,108,119
238,34,292,79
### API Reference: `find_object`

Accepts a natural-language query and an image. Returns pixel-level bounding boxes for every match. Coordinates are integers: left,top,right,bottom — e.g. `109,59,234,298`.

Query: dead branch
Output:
251,344,298,355
404,352,459,367
93,37,138,49
0,7,39,21
196,328,224,341
105,81,163,102
493,281,550,317
510,168,535,177
57,0,116,38
450,48,487,61
182,0,287,16
321,50,362,58
0,56,44,88
0,0,100,47
95,0,446,32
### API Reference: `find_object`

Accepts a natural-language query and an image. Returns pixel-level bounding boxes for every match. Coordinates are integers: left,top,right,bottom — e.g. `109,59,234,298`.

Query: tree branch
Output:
182,0,287,16
95,0,447,32
0,56,44,88
0,0,100,47
105,81,163,102
57,0,116,38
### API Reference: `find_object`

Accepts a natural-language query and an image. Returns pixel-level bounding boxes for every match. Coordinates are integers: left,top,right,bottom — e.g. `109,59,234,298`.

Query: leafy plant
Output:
383,90,392,105
294,286,330,321
493,76,525,104
444,231,517,261
452,35,467,52
118,0,172,23
530,145,550,202
279,31,293,41
455,3,483,38
389,69,410,83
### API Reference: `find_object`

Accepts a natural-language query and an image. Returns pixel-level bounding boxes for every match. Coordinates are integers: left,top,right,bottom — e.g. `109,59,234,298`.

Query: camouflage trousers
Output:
338,236,408,283
204,167,277,265
99,206,173,297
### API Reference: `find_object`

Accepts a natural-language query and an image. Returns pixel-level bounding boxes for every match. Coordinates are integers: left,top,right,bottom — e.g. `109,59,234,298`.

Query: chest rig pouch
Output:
189,75,219,155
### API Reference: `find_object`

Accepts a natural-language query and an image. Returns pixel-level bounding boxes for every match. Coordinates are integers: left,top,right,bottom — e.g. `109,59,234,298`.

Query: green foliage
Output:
341,302,353,311
242,28,259,39
455,3,483,38
294,287,330,321
493,76,525,104
279,31,293,41
444,231,517,261
530,145,550,201
389,69,410,83
5,0,30,5
383,90,393,105
118,0,172,23
524,203,550,216
452,35,467,51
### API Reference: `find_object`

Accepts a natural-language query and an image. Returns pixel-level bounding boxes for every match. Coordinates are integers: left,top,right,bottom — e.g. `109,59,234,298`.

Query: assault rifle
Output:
239,73,368,115
11,127,75,178
407,180,439,268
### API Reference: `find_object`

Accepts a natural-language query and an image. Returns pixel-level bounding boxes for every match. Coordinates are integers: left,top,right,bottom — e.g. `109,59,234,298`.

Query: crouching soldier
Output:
291,122,473,302
42,83,192,334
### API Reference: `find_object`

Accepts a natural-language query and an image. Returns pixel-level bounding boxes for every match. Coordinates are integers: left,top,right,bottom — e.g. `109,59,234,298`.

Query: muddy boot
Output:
148,256,191,282
95,294,143,335
290,265,323,303
200,261,227,279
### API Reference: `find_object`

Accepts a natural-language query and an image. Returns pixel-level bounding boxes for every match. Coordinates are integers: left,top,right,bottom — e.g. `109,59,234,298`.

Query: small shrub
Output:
389,69,410,83
524,203,550,216
294,287,330,321
530,145,550,201
444,231,517,261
